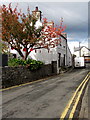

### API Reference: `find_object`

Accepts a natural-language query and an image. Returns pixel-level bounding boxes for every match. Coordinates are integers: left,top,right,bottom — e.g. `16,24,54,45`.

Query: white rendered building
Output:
10,7,72,73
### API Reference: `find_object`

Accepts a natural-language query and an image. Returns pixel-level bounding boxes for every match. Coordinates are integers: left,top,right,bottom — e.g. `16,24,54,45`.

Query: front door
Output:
58,53,61,67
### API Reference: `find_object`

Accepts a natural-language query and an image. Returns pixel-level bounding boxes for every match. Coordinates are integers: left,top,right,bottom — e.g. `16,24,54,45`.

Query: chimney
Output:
35,7,38,11
32,7,42,21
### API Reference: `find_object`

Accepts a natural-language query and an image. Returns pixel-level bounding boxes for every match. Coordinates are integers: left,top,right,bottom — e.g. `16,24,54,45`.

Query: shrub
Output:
28,60,44,71
8,58,44,71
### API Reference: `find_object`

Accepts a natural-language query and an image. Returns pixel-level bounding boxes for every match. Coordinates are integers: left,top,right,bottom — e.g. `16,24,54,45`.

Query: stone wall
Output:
2,63,57,88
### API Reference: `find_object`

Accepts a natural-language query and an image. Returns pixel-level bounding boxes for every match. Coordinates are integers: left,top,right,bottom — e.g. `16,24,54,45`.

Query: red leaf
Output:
23,48,26,51
11,47,14,50
30,48,34,51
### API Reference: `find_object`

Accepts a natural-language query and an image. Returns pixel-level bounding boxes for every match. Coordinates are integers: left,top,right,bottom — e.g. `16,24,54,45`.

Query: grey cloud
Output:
2,2,88,43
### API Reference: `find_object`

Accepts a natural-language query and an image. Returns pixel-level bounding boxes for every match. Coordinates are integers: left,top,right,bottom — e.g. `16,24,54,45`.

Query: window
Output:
60,44,62,46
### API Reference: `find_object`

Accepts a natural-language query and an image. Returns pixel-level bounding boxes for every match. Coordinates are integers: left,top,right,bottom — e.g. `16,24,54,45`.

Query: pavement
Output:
2,67,89,119
79,84,88,119
79,64,90,120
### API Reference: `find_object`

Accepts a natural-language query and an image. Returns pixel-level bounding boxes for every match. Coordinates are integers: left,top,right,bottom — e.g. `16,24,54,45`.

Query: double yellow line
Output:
60,72,90,119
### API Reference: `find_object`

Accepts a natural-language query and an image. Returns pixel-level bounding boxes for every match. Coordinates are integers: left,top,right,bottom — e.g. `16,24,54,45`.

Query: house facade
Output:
27,32,72,73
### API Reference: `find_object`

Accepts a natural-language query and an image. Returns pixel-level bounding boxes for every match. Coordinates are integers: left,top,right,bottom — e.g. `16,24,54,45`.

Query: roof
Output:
61,33,67,40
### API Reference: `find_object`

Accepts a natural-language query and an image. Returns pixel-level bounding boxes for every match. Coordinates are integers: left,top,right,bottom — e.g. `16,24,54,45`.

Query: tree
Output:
2,4,66,60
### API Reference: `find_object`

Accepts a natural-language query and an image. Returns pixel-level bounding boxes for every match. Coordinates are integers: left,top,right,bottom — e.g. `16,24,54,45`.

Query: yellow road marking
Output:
0,73,63,92
60,72,90,119
0,77,49,92
0,73,64,92
69,75,90,119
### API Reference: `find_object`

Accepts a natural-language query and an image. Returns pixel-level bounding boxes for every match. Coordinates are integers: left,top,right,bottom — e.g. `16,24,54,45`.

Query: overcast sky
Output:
1,1,88,53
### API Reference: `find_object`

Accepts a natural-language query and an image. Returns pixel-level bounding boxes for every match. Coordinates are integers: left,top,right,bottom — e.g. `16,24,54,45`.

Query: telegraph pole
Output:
79,42,81,57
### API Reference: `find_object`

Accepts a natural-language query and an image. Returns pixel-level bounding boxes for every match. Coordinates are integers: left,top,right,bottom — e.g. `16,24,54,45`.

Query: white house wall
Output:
57,36,67,66
81,47,90,56
67,45,72,67
28,47,58,65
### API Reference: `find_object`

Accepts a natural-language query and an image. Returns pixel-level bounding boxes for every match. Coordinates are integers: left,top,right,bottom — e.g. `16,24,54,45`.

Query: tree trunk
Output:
17,49,24,59
16,49,30,61
23,51,30,60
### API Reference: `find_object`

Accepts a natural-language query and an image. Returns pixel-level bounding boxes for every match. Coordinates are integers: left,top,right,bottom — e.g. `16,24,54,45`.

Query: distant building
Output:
84,56,90,63
74,45,90,63
80,46,90,56
74,44,90,57
81,46,90,63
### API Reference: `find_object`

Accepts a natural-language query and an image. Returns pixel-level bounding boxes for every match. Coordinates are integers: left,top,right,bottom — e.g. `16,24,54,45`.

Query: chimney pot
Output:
35,7,38,11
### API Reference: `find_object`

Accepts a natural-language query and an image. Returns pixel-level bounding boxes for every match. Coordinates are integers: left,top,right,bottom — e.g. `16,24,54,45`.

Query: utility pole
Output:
79,42,81,57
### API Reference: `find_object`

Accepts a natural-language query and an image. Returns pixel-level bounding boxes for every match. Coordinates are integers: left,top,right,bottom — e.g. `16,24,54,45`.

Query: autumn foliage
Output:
2,3,66,60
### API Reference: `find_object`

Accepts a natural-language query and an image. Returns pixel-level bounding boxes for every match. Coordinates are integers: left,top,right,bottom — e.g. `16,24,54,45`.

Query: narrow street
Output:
2,65,89,119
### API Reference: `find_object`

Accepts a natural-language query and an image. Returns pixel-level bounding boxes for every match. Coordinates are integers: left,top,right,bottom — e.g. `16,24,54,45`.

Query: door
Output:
63,54,65,66
58,53,61,67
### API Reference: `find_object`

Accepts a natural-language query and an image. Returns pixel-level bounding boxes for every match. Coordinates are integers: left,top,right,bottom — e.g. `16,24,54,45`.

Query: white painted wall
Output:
67,45,72,67
57,35,67,66
28,47,58,64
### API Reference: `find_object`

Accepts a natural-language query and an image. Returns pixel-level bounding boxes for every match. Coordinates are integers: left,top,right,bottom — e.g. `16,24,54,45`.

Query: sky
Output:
1,1,89,54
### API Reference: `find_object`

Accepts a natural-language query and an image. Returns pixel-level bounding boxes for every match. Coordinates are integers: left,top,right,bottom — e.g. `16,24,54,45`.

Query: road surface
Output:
2,65,89,119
